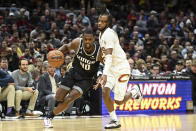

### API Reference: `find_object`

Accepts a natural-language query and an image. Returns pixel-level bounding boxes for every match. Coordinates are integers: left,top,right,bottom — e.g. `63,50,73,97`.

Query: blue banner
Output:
102,80,192,115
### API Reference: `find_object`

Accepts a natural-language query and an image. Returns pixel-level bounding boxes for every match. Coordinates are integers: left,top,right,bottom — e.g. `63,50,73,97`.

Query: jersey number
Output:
80,62,90,70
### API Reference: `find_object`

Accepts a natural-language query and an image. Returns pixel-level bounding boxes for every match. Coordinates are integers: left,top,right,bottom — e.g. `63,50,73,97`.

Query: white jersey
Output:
99,28,130,74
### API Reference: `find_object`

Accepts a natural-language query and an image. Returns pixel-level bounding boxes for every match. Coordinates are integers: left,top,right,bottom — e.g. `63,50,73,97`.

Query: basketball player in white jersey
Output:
95,11,143,129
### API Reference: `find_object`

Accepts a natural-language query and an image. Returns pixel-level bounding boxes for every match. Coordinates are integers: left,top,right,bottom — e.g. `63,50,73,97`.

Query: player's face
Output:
98,15,109,32
19,60,28,73
83,34,94,50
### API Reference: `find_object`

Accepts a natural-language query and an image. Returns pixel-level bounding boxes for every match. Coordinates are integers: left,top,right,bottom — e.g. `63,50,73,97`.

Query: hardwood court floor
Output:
0,114,196,131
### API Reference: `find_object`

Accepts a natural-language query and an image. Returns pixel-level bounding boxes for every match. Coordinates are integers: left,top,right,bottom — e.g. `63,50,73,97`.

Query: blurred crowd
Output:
1,0,196,117
0,1,196,77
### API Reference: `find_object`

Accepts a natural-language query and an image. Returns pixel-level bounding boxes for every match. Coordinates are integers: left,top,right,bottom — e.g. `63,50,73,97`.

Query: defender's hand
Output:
93,83,100,90
100,75,107,87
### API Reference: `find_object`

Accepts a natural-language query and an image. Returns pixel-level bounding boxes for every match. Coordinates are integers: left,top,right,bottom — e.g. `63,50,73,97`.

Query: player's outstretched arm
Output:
58,38,80,54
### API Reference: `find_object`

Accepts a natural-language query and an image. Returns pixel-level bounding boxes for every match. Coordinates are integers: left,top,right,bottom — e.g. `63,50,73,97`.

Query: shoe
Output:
5,108,19,119
25,113,40,117
128,84,143,104
5,112,19,119
104,120,121,129
16,113,20,117
133,84,143,104
44,118,53,128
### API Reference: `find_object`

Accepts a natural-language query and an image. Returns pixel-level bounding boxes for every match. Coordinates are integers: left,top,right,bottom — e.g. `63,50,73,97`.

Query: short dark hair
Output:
151,64,160,70
0,57,8,63
99,9,112,27
83,29,94,36
19,58,28,66
61,64,67,71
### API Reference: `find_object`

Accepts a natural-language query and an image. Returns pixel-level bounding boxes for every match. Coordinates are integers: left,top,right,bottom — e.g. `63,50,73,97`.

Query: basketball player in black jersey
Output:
44,29,103,128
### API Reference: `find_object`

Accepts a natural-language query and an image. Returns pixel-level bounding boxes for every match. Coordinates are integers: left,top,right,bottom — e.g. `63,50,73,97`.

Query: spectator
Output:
64,55,72,66
127,41,136,57
186,59,196,106
172,60,186,75
60,23,72,41
78,8,91,27
168,18,182,37
112,21,124,35
147,14,159,36
30,9,40,26
8,45,20,71
160,55,171,72
136,14,147,34
0,57,16,117
169,50,179,71
88,7,98,27
0,41,10,57
60,65,67,78
28,42,40,58
48,32,61,48
182,59,192,73
149,64,161,76
20,48,35,64
159,24,171,39
30,68,40,90
9,31,21,45
38,15,51,34
40,44,48,61
186,32,196,45
127,9,137,25
181,41,191,57
128,58,140,77
135,59,148,76
30,24,42,39
38,62,60,112
184,48,196,59
12,58,39,116
170,38,183,53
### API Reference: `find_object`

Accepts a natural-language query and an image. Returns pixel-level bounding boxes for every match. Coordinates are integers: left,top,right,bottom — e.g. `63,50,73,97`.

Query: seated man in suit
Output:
0,57,16,117
12,58,39,116
38,62,61,112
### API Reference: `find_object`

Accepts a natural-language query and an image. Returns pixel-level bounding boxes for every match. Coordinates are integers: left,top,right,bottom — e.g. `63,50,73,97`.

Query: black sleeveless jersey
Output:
72,39,100,78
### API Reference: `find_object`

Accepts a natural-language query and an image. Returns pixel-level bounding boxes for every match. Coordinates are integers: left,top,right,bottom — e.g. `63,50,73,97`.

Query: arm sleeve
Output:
0,75,14,87
102,31,116,75
0,70,7,78
104,32,115,49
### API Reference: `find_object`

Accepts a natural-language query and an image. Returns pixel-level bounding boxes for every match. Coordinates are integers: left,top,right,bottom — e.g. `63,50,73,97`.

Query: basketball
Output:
47,50,64,68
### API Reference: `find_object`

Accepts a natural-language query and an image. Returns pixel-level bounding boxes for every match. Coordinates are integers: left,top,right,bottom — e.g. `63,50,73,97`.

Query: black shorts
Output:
61,68,93,95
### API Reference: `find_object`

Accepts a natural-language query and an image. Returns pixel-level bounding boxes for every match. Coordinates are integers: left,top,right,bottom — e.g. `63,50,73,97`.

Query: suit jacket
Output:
38,72,61,99
0,69,14,87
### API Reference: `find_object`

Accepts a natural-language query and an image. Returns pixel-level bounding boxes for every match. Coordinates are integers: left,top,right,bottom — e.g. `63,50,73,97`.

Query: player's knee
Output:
65,96,74,104
115,100,123,105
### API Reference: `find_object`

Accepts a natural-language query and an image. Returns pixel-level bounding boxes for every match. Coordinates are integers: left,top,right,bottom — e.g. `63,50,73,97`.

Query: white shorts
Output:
105,71,130,101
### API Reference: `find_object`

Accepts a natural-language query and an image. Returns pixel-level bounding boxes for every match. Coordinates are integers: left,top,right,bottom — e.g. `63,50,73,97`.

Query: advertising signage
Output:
102,80,192,115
